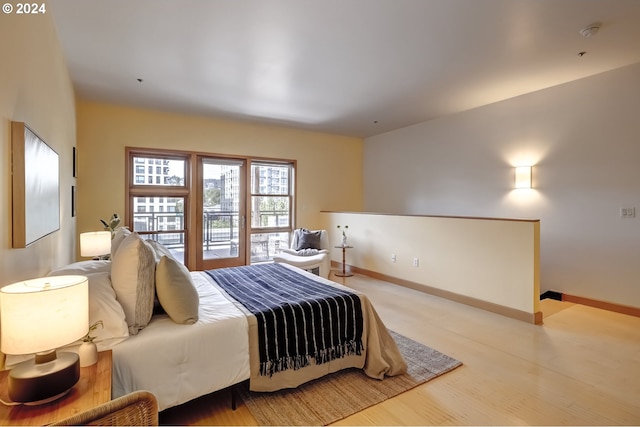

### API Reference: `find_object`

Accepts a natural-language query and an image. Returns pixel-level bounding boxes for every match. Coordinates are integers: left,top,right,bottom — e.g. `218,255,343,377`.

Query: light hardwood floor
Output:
159,271,640,426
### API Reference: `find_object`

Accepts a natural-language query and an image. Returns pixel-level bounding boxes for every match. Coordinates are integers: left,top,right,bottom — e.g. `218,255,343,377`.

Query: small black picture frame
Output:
73,147,78,178
71,185,77,217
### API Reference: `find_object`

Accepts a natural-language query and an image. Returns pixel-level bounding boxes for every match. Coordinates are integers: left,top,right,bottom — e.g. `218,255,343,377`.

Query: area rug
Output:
235,331,462,426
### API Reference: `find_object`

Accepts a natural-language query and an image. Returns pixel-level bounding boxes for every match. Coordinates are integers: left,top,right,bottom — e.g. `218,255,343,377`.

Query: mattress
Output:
111,271,250,411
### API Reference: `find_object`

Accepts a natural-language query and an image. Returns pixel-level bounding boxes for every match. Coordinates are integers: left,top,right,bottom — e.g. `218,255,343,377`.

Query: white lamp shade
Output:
80,231,112,257
514,166,532,189
0,275,89,355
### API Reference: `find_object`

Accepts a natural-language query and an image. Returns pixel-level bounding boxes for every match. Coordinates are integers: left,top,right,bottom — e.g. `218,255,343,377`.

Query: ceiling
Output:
49,0,640,137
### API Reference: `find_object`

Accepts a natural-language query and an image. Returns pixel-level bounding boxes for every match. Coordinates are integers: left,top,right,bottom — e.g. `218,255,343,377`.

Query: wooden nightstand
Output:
0,350,112,426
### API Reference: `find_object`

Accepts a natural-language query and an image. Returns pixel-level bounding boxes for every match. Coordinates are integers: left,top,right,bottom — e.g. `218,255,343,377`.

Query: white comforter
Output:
111,271,250,411
110,264,405,412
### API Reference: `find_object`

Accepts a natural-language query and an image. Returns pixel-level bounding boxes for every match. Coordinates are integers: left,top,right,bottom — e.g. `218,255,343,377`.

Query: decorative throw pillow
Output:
146,239,178,314
111,232,156,335
146,239,175,263
111,227,131,258
296,229,322,250
155,256,199,325
295,248,321,256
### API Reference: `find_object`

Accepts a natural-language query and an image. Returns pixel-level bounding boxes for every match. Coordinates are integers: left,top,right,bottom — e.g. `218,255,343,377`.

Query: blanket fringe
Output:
260,339,363,377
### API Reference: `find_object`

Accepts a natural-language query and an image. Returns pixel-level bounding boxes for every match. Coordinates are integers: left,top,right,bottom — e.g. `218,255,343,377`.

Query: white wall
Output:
363,62,640,308
0,4,77,287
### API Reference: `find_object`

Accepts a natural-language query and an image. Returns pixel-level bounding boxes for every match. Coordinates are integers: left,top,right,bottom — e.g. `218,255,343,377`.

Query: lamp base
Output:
23,390,71,406
8,351,80,404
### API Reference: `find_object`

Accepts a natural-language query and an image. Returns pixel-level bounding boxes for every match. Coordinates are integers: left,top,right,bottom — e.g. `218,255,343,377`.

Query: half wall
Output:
321,212,541,323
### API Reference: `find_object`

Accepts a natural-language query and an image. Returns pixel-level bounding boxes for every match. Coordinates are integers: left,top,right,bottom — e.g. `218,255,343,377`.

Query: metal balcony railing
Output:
132,210,290,263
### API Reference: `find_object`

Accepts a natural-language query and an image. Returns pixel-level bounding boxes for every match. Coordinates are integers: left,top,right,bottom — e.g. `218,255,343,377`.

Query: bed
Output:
45,231,407,412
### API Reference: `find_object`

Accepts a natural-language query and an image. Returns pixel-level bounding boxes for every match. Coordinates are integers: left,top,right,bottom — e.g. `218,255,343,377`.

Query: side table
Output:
334,245,354,277
0,350,112,426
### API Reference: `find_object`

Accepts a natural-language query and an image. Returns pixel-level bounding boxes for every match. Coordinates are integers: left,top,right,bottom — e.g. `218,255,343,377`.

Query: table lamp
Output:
0,275,89,404
80,230,112,259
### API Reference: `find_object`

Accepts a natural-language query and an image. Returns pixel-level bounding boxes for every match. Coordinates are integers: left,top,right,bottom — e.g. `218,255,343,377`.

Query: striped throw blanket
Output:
206,263,363,377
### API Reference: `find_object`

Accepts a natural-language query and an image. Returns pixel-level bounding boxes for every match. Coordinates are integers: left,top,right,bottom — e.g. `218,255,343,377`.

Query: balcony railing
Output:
132,210,291,263
203,210,238,250
133,212,185,247
253,209,289,228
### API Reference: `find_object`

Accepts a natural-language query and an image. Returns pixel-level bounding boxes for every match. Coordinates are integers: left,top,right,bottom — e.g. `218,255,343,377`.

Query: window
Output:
131,155,186,187
250,162,294,262
127,151,189,264
126,148,296,268
251,162,291,228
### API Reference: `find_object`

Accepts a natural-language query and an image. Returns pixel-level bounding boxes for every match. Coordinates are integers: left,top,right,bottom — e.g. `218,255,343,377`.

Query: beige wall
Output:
76,101,363,257
0,5,77,287
322,212,540,320
363,62,640,308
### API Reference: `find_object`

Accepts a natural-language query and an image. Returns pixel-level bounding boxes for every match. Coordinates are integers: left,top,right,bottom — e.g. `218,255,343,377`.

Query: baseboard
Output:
539,289,640,318
540,290,563,301
332,261,542,324
561,293,640,318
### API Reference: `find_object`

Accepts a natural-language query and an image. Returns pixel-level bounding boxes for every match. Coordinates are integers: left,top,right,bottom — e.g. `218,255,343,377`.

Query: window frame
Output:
249,160,294,234
125,148,191,263
125,147,296,269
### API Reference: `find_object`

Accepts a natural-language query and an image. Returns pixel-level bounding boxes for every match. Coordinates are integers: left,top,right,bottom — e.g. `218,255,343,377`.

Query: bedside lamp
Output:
80,230,112,259
0,275,89,404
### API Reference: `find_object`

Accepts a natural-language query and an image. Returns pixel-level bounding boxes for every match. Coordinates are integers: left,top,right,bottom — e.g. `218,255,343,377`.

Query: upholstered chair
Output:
273,229,330,278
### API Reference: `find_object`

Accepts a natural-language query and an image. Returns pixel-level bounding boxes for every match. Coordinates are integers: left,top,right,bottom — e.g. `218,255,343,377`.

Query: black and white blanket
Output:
206,263,363,377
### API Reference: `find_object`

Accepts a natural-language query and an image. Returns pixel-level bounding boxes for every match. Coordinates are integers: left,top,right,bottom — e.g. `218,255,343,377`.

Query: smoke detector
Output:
580,24,600,38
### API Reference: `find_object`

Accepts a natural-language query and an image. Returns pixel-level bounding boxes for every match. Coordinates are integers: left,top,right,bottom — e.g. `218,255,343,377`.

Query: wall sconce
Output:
514,166,532,189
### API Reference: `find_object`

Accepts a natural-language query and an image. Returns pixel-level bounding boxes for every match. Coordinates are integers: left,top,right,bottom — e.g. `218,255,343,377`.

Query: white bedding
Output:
111,271,250,411
41,260,402,412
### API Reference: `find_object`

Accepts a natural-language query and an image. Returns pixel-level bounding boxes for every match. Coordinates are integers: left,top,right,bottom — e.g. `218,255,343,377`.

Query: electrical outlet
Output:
391,254,396,263
413,257,419,267
620,207,636,218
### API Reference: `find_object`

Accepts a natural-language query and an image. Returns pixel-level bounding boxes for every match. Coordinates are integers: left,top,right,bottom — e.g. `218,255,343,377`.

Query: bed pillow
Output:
155,256,199,325
48,269,129,348
111,232,156,335
84,272,130,347
296,229,322,250
48,263,129,347
49,260,111,276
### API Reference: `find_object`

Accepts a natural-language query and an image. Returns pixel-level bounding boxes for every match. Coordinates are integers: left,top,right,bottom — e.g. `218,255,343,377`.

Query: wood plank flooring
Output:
159,271,640,425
